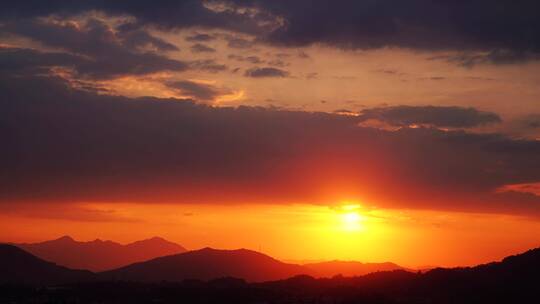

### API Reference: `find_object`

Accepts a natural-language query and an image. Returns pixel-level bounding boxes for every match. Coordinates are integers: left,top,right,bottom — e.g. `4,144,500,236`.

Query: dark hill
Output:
102,247,308,282
0,244,94,285
415,247,540,301
2,246,540,303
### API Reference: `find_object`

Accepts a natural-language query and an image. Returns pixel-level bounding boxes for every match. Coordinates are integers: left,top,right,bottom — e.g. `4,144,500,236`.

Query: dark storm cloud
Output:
190,43,216,53
359,105,502,128
267,59,289,67
1,18,187,79
189,59,228,73
3,18,178,55
166,80,229,101
120,28,179,52
250,1,540,61
185,33,216,42
525,117,540,129
226,37,254,49
0,0,279,34
244,67,289,78
1,16,233,79
3,1,540,64
228,54,264,64
507,114,540,130
1,71,539,215
0,47,86,73
504,114,540,139
430,50,540,67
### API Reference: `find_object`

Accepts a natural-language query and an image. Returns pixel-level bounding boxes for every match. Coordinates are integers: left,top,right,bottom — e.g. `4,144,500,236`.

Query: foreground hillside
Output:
0,245,94,285
1,246,539,303
101,247,308,282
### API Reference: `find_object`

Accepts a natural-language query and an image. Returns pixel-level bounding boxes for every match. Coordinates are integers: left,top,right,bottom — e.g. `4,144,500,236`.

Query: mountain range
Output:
2,242,406,283
101,248,409,282
10,236,407,278
14,236,186,271
1,244,539,303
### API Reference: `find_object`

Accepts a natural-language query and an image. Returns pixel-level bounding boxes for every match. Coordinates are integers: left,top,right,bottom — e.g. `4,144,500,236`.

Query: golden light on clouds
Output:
214,89,246,105
98,73,179,98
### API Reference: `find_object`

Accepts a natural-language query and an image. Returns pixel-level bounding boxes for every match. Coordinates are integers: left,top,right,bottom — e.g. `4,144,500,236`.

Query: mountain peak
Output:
56,235,75,242
137,236,171,244
193,247,266,257
198,246,217,251
148,236,166,241
127,237,186,250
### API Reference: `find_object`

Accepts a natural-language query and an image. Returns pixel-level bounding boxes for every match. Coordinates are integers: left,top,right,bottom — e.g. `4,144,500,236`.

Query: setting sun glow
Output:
340,204,365,232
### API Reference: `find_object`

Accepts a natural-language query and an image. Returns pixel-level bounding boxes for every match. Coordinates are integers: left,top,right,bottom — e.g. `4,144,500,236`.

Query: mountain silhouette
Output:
414,247,540,300
255,247,540,303
0,244,94,285
15,236,186,271
3,246,539,303
101,247,308,282
304,260,406,277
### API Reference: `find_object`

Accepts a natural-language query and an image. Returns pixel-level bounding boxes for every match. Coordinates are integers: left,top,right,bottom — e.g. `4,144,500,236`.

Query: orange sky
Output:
2,202,539,268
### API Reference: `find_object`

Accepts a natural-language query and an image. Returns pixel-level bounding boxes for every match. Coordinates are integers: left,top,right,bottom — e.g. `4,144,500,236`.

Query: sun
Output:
340,204,365,232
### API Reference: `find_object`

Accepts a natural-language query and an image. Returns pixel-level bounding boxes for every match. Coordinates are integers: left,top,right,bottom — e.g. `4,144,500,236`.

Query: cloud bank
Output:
1,71,539,215
3,0,540,64
358,106,502,129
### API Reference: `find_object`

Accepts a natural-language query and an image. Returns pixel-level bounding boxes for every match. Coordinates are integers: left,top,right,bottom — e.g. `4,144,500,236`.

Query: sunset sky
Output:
1,0,540,268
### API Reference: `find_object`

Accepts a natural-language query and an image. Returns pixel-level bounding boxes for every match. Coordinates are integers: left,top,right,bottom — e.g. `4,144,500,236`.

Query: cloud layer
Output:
1,17,187,79
166,80,231,101
244,67,289,78
1,70,539,215
1,0,539,218
358,106,502,128
3,1,539,64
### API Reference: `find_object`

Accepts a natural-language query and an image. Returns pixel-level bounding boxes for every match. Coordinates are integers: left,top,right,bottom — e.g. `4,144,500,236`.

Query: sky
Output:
1,0,540,267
